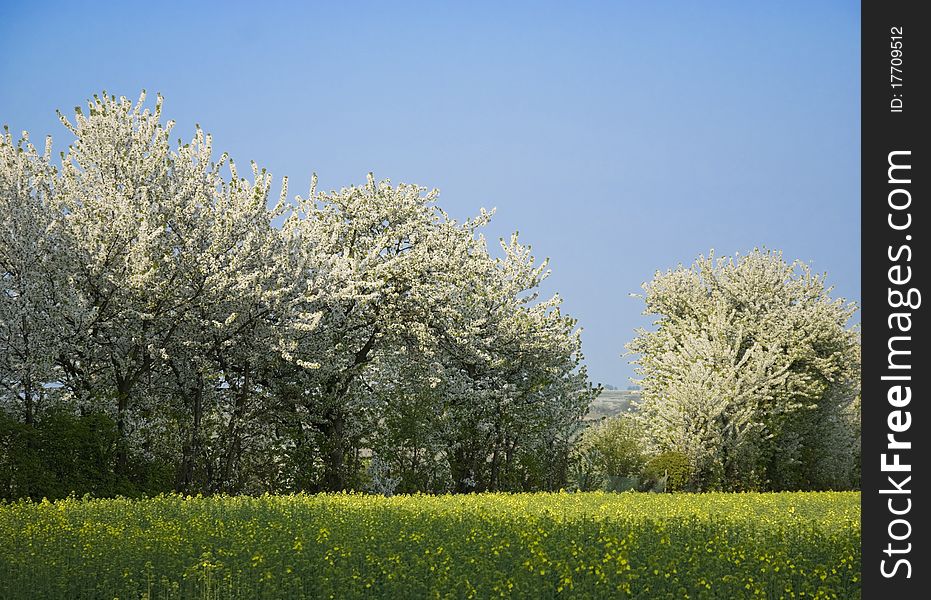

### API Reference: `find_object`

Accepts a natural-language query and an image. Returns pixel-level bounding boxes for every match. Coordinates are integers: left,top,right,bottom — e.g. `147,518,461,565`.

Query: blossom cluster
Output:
0,92,597,495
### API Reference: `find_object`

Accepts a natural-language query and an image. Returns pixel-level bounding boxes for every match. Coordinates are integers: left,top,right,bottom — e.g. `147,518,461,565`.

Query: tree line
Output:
1,93,860,499
0,92,597,498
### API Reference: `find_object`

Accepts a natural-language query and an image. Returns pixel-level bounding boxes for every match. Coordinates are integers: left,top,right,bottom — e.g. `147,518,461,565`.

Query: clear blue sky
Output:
0,1,860,386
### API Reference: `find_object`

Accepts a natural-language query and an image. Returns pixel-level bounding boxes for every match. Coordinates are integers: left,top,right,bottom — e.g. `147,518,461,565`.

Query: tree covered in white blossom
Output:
0,92,597,497
627,250,860,491
0,128,72,427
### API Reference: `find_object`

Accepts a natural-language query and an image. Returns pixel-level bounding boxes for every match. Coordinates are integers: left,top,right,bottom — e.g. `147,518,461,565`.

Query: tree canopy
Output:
0,92,597,498
626,249,860,491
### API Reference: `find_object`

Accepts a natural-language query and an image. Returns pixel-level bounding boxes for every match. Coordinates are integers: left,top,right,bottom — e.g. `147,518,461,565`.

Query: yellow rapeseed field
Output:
0,491,859,599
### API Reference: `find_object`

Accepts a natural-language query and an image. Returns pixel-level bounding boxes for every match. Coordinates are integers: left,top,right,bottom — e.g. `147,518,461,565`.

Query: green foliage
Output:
641,451,693,492
570,414,646,492
580,415,645,479
567,446,606,492
0,491,861,599
0,411,172,501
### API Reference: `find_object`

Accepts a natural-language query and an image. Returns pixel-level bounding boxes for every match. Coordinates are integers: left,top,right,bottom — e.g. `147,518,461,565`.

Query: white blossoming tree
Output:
273,174,477,490
433,234,596,491
627,249,860,491
50,94,299,489
0,129,79,425
275,176,596,492
359,230,598,493
0,91,597,496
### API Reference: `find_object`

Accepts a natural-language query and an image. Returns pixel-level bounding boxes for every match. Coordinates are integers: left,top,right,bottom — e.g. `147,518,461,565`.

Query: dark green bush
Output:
0,411,172,501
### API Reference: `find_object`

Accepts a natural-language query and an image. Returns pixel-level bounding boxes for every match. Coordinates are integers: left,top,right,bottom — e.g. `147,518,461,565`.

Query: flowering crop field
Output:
0,491,859,599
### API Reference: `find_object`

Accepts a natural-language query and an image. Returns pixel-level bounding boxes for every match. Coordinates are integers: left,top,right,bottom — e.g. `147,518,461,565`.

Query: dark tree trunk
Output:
318,327,379,491
218,367,251,492
22,373,34,426
115,374,132,475
177,385,204,492
321,409,348,490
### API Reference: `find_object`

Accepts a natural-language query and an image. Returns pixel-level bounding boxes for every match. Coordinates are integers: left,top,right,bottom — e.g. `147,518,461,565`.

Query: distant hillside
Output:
584,388,640,421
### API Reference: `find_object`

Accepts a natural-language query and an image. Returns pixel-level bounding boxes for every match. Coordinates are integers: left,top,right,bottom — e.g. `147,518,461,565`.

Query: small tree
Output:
641,451,692,492
575,414,645,490
627,249,860,491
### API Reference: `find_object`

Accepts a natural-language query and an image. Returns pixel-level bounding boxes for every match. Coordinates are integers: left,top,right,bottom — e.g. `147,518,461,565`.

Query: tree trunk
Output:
218,369,250,493
322,410,347,490
22,372,34,426
115,375,132,475
178,385,204,492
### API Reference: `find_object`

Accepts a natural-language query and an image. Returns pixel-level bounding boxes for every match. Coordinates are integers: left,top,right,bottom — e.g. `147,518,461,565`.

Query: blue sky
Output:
0,1,860,386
